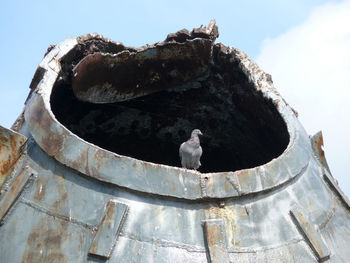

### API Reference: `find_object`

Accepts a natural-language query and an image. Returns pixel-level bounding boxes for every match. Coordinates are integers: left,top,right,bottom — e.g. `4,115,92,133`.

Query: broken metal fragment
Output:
72,20,219,104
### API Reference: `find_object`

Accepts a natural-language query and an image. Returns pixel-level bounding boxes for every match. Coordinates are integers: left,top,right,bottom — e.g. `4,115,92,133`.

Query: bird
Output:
179,129,203,170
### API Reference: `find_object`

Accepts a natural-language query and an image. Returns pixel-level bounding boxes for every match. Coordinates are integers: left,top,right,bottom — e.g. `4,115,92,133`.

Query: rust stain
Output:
51,175,68,210
0,128,27,188
224,181,230,192
132,160,138,172
89,201,117,255
106,201,116,229
315,135,325,160
40,131,64,158
70,148,89,175
30,100,64,158
22,216,69,263
207,205,248,246
236,169,252,190
88,149,109,179
311,132,330,173
205,223,218,246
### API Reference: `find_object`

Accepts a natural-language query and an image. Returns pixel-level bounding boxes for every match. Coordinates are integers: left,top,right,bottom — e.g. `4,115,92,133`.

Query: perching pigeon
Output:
179,129,203,170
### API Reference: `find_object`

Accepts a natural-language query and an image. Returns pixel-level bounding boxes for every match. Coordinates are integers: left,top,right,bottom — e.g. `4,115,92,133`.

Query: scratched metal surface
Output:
1,23,350,262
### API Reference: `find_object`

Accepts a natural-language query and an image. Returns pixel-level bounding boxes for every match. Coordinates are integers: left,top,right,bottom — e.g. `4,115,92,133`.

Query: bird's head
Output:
191,129,203,137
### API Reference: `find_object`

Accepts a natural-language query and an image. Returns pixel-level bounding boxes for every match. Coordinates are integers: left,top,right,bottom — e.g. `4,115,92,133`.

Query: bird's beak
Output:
199,131,203,136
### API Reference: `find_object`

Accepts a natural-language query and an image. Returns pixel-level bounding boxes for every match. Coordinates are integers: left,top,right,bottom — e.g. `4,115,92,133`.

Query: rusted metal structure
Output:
1,21,350,262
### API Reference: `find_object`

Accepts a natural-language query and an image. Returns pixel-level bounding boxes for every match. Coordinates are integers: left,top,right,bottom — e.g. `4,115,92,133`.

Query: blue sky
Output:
1,0,348,196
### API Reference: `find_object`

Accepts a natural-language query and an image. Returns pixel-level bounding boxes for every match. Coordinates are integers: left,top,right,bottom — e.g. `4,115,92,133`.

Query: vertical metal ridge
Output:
0,166,36,222
322,168,350,211
290,207,330,262
88,200,129,260
203,218,229,263
311,131,331,174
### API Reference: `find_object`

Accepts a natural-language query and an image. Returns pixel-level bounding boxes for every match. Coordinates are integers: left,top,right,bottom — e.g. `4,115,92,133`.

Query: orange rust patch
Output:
0,135,9,144
315,135,325,159
0,127,27,188
0,155,13,176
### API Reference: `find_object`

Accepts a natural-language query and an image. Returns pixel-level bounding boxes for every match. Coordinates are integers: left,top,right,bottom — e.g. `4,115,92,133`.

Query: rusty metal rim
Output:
24,37,311,200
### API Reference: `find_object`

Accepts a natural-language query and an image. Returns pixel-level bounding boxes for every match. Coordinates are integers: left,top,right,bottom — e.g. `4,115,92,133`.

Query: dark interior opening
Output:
50,36,289,173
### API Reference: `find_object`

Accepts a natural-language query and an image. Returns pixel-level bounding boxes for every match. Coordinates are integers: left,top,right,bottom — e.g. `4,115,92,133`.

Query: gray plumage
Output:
179,129,203,170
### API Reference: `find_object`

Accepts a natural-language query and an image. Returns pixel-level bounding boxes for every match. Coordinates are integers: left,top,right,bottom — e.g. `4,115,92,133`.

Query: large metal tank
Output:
1,21,350,262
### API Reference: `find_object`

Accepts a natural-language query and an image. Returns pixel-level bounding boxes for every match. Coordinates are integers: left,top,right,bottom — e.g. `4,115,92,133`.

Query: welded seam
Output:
119,231,305,254
318,195,336,230
0,168,36,224
226,175,241,195
20,198,97,231
227,238,304,253
119,232,206,253
232,161,309,206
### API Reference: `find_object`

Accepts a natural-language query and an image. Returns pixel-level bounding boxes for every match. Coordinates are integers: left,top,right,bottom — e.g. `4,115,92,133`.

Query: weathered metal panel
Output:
0,201,92,263
203,219,229,263
88,200,128,259
290,206,330,262
0,126,27,188
0,166,36,222
1,22,350,263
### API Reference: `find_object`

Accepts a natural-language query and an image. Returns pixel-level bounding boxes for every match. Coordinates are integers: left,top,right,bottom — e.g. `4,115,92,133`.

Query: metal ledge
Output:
24,35,311,200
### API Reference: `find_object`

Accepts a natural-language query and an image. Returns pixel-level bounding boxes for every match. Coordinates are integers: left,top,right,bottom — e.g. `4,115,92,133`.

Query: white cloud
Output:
256,1,350,197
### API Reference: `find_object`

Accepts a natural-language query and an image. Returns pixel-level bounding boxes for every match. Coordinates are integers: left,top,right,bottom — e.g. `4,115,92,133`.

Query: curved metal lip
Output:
24,37,311,200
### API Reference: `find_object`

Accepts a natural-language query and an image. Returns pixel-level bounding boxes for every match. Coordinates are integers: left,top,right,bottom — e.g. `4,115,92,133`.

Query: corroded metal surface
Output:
88,200,128,259
73,40,214,103
72,20,218,104
1,22,350,262
0,126,27,188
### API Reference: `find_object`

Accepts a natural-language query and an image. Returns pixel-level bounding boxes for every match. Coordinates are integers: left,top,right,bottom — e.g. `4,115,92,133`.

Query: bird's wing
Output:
191,146,202,169
180,141,197,168
192,145,202,158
